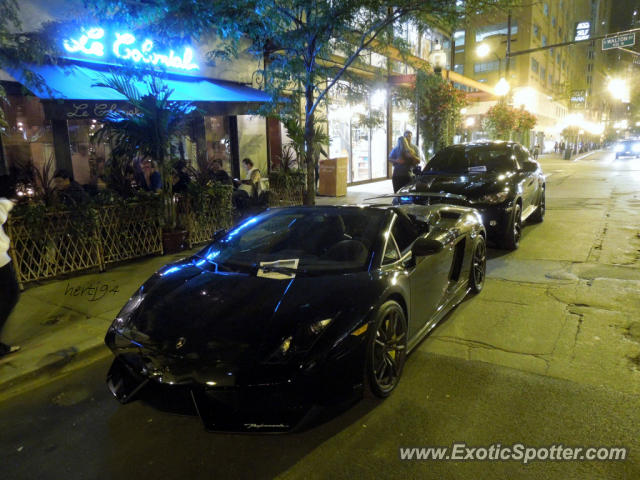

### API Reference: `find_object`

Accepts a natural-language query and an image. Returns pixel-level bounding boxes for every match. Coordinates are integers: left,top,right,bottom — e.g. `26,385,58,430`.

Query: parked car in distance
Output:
105,204,486,432
396,141,545,250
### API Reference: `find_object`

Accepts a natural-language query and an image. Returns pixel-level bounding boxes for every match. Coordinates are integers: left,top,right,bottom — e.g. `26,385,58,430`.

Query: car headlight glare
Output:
309,318,333,335
633,143,640,152
279,336,292,355
474,191,509,204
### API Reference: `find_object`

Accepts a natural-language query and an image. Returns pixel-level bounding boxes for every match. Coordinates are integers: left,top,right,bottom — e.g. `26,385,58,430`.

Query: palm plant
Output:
92,73,195,229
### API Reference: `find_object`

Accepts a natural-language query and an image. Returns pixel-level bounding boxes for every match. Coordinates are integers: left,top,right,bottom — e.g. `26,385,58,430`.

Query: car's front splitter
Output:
106,353,358,433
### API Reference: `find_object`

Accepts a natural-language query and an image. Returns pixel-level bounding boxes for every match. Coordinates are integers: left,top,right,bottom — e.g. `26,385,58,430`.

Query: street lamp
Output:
608,78,629,102
476,42,502,76
429,40,448,75
495,77,510,96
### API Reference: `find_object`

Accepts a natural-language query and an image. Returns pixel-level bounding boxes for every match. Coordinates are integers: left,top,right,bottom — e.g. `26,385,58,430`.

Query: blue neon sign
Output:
63,27,199,72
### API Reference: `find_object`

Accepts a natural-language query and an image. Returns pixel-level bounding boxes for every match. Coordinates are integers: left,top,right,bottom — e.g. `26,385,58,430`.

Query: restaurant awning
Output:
5,62,272,103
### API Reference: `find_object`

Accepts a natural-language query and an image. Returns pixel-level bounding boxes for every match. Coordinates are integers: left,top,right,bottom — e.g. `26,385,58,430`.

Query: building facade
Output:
0,1,498,190
456,0,613,150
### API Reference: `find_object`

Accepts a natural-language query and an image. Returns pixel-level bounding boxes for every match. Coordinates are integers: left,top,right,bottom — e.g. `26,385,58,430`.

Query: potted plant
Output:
93,73,195,253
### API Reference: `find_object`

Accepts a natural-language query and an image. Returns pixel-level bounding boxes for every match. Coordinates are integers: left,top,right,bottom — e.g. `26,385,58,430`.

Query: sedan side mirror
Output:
412,238,444,257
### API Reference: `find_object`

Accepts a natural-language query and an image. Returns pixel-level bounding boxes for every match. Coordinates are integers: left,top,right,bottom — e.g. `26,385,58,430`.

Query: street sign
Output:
570,90,586,109
575,21,591,41
602,33,636,50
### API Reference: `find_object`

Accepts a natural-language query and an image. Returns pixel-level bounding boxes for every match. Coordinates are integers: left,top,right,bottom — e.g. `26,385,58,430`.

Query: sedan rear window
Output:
425,146,516,174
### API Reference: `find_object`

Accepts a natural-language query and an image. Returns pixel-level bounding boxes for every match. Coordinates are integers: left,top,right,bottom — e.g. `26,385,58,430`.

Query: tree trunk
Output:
303,83,316,206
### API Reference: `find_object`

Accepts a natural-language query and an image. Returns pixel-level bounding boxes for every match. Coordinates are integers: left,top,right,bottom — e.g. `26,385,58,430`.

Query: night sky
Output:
610,0,639,31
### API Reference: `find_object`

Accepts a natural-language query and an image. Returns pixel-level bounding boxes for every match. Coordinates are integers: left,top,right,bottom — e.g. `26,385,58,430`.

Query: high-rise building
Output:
457,0,613,148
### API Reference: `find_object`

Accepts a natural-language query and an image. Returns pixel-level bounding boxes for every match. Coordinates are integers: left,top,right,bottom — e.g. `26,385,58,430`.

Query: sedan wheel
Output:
366,301,407,398
469,236,486,294
501,204,522,250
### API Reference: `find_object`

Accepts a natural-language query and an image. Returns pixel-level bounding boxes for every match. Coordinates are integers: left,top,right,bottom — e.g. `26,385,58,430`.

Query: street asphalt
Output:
0,148,639,479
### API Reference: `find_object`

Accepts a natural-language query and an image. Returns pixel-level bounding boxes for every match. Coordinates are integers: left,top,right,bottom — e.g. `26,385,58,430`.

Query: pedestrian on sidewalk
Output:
533,144,540,160
390,130,420,193
0,177,20,358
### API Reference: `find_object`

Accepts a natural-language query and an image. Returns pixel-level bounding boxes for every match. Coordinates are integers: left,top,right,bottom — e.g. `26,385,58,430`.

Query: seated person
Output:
172,160,191,194
238,158,263,197
233,158,264,210
211,158,232,185
139,160,162,192
53,169,89,205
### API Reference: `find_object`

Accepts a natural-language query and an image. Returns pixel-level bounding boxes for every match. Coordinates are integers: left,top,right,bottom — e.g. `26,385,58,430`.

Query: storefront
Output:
0,25,272,184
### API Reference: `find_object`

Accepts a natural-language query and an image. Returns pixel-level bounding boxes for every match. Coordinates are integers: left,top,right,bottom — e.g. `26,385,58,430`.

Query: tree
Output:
0,1,63,128
484,103,517,141
398,70,468,155
485,104,536,143
88,0,515,204
92,73,195,230
514,107,537,147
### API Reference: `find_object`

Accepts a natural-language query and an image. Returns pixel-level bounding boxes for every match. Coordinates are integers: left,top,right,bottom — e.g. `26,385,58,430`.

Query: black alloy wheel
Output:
469,236,486,294
531,187,545,223
501,203,522,250
366,300,407,398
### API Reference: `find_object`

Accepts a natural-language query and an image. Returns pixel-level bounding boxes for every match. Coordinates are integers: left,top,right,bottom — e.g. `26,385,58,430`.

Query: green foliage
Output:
485,103,516,140
184,181,233,214
398,70,468,153
268,169,306,192
91,73,196,230
485,104,537,142
282,117,328,168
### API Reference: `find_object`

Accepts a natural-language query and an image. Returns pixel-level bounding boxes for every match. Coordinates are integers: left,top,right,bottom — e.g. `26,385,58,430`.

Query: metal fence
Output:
176,187,234,247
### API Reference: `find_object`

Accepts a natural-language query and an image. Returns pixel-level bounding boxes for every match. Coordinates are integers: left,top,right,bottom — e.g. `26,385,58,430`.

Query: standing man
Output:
0,178,20,358
390,130,420,192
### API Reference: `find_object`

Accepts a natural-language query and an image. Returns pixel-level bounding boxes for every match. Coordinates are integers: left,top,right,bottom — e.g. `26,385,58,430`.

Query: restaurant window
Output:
454,64,464,75
533,24,540,38
238,115,268,176
68,119,110,185
474,60,499,73
1,92,54,191
328,87,388,184
543,3,549,16
204,116,231,175
475,21,518,42
531,58,539,73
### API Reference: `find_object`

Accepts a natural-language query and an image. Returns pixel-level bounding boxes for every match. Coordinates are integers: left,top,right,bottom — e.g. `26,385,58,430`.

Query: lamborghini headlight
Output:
473,191,509,205
113,288,145,327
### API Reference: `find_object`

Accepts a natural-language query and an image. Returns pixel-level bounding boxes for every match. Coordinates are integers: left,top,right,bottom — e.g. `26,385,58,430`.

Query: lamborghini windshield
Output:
196,207,386,273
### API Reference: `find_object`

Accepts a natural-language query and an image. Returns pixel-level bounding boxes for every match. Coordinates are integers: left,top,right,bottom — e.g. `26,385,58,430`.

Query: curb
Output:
0,340,111,401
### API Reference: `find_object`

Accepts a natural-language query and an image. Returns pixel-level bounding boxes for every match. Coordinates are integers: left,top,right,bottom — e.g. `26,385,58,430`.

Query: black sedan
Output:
396,141,545,249
105,204,486,432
